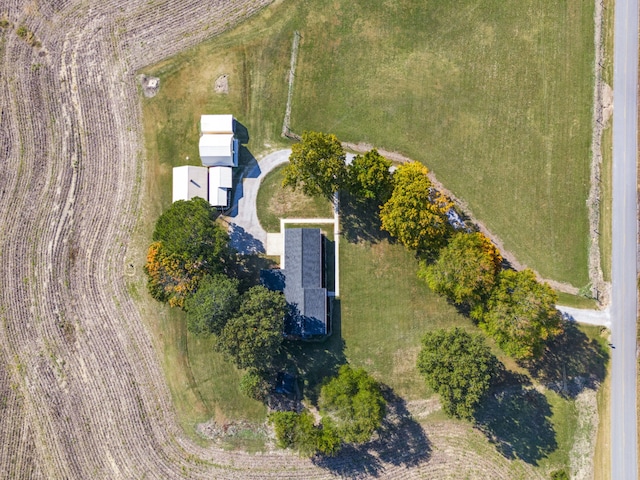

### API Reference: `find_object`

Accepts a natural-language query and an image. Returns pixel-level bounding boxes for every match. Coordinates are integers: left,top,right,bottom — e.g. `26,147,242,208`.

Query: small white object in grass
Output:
186,156,189,160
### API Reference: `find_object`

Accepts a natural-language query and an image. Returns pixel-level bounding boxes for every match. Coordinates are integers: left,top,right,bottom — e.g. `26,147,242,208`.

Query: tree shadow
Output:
312,386,432,478
524,321,609,397
473,383,557,465
227,223,265,254
339,192,390,244
279,299,347,403
234,254,278,292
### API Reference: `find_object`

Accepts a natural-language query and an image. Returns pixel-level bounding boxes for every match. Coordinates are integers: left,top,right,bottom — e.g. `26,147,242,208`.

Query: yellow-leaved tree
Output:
379,161,453,255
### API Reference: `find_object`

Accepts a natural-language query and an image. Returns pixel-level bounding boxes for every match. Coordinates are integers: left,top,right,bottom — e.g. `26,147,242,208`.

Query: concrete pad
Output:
556,305,611,327
266,233,283,258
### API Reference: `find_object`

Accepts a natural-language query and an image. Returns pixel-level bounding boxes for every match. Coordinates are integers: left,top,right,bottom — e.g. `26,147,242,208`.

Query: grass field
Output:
137,0,603,468
339,239,467,397
594,360,611,480
599,0,615,283
556,291,599,309
600,124,613,282
256,164,333,232
289,0,594,286
142,0,594,286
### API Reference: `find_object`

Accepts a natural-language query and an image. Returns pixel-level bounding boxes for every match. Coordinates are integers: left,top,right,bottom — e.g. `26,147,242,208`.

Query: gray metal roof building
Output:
261,228,328,337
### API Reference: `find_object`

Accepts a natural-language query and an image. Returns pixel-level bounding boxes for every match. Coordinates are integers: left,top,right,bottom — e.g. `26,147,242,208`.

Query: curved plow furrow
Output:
0,1,559,478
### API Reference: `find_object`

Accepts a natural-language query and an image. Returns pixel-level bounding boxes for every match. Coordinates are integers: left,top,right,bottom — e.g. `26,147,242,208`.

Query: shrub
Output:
239,371,271,402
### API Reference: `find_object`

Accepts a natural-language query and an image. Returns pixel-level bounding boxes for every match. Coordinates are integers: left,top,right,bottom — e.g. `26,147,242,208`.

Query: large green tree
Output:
145,198,233,306
347,149,394,205
417,327,499,419
184,274,240,335
217,286,287,370
379,161,452,254
420,232,502,312
319,365,386,444
152,197,232,271
282,131,347,199
479,269,562,360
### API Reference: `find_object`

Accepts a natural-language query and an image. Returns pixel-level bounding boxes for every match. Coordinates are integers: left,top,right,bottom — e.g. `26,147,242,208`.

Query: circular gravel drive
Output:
225,149,291,254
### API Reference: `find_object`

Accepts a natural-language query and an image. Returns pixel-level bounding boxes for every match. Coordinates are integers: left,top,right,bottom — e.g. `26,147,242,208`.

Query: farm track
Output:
0,1,544,478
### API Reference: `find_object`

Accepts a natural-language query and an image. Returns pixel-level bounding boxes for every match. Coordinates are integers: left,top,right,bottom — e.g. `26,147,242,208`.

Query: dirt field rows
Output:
0,1,548,478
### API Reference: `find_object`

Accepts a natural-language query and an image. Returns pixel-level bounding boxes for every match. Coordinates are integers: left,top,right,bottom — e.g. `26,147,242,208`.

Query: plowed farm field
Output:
0,1,599,479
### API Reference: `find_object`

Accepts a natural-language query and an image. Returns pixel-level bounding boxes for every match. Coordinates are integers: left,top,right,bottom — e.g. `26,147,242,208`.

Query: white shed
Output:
199,133,237,167
208,166,233,208
172,166,209,203
201,114,234,134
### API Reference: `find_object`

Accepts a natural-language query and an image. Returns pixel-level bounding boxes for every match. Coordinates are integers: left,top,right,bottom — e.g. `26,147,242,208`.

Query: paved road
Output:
611,0,639,475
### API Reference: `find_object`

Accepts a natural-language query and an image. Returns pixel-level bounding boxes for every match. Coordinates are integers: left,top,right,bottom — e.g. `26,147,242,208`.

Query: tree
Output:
417,328,499,419
282,131,347,199
479,269,562,360
152,197,232,272
319,365,386,444
217,286,287,370
269,411,342,457
268,411,318,457
184,274,240,335
347,149,394,204
420,232,502,311
270,411,300,449
145,198,234,307
379,161,453,255
314,419,342,456
239,371,271,401
144,241,204,307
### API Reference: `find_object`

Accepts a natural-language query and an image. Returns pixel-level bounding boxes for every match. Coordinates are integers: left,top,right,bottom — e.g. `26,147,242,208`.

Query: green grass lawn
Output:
289,0,593,286
142,0,594,286
599,124,612,283
556,291,599,309
339,239,470,398
599,0,614,284
256,164,334,232
136,0,602,467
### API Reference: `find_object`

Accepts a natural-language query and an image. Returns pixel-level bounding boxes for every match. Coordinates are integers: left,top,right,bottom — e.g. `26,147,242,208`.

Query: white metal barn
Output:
201,114,234,134
172,166,209,203
208,166,233,208
199,115,238,167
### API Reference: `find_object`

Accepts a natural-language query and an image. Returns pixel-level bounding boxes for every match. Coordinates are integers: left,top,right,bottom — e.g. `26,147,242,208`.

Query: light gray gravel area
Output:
556,305,611,327
225,149,291,253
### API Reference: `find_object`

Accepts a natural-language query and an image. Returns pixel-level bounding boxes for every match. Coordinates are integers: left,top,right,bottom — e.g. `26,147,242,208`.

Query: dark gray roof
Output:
284,228,322,289
280,228,327,337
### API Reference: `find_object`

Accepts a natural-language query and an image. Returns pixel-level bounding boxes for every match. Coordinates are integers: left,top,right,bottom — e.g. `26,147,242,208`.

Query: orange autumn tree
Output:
145,241,204,307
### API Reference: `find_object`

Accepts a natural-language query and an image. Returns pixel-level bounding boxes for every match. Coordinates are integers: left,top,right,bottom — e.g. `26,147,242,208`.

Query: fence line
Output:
282,31,301,140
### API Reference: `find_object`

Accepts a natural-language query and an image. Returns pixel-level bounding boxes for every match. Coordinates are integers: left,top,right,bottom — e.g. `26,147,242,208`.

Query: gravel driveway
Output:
225,149,291,253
